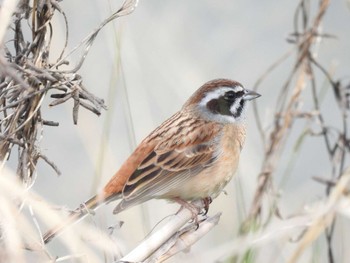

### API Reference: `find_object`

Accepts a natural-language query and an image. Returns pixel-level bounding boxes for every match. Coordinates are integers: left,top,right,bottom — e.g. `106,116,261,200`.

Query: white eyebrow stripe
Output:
232,85,244,93
199,88,231,106
199,85,244,107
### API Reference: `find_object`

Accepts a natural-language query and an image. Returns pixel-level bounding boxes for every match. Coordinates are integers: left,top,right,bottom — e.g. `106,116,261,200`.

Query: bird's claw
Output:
200,197,212,215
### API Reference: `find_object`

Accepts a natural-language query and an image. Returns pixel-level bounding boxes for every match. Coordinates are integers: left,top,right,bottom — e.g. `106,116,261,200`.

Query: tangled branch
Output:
0,0,138,182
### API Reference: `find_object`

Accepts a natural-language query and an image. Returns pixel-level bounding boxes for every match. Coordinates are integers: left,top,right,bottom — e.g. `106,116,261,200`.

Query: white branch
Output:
119,200,220,262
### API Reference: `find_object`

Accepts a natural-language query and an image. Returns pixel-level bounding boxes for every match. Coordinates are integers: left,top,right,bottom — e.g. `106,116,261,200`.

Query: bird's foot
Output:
174,197,200,228
173,197,211,229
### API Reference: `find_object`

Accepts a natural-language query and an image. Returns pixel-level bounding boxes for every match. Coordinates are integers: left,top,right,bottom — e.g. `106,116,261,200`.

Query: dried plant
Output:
0,0,116,182
1,0,350,262
237,0,350,262
0,0,141,181
0,1,221,262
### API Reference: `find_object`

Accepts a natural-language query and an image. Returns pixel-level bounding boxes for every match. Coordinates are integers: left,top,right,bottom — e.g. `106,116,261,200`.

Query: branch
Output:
119,200,220,262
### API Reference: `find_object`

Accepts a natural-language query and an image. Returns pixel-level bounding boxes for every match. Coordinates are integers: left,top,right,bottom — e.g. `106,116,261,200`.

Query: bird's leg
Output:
173,197,204,229
173,197,200,216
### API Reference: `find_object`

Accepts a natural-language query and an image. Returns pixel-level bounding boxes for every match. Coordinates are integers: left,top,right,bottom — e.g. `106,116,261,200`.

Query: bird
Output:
43,78,260,243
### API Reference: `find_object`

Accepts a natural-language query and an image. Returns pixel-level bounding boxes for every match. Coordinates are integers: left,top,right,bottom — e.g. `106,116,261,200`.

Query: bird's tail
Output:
43,194,116,244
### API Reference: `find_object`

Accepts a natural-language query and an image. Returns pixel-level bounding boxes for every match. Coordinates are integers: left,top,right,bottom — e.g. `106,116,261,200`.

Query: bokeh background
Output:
3,0,350,262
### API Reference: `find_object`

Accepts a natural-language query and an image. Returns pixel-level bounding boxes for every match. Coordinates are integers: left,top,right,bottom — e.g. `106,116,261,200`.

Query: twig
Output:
119,200,216,262
287,167,350,263
246,0,332,224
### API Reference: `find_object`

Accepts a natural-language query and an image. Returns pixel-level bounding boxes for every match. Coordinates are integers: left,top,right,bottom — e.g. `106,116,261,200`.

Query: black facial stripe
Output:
232,99,245,118
224,90,244,101
206,98,231,116
206,96,246,119
205,87,248,119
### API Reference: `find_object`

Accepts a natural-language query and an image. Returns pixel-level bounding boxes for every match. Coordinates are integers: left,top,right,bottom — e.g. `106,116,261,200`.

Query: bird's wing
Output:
113,114,223,213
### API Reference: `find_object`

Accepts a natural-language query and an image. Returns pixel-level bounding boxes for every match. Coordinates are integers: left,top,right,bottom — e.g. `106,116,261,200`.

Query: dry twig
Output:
0,1,139,182
243,0,350,262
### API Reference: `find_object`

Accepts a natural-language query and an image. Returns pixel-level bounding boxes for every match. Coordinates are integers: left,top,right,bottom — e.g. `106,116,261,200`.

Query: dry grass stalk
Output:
1,1,220,262
239,0,350,262
247,0,331,224
287,167,350,263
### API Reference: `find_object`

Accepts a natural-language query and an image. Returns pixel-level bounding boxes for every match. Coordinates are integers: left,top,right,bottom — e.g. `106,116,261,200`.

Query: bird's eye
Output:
224,91,236,101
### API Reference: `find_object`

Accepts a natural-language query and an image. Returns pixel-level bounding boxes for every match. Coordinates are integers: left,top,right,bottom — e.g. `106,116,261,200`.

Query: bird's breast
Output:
166,124,246,200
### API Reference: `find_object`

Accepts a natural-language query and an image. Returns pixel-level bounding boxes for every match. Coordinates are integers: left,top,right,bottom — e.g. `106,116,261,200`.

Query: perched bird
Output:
43,78,260,243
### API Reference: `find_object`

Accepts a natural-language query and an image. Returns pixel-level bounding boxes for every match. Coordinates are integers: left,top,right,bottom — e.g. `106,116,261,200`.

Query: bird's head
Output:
184,79,261,123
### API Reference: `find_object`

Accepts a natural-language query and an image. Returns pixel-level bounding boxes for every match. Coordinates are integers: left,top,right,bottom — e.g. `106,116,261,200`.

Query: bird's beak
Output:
243,90,261,101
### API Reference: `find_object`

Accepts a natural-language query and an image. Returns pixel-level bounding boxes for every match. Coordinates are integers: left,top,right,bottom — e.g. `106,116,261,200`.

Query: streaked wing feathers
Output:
114,115,223,213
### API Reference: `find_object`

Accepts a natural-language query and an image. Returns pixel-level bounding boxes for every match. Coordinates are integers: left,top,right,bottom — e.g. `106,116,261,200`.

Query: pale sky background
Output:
7,0,349,262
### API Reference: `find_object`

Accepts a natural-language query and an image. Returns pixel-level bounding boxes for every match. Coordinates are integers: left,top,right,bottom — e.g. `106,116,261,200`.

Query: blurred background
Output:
2,0,350,262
